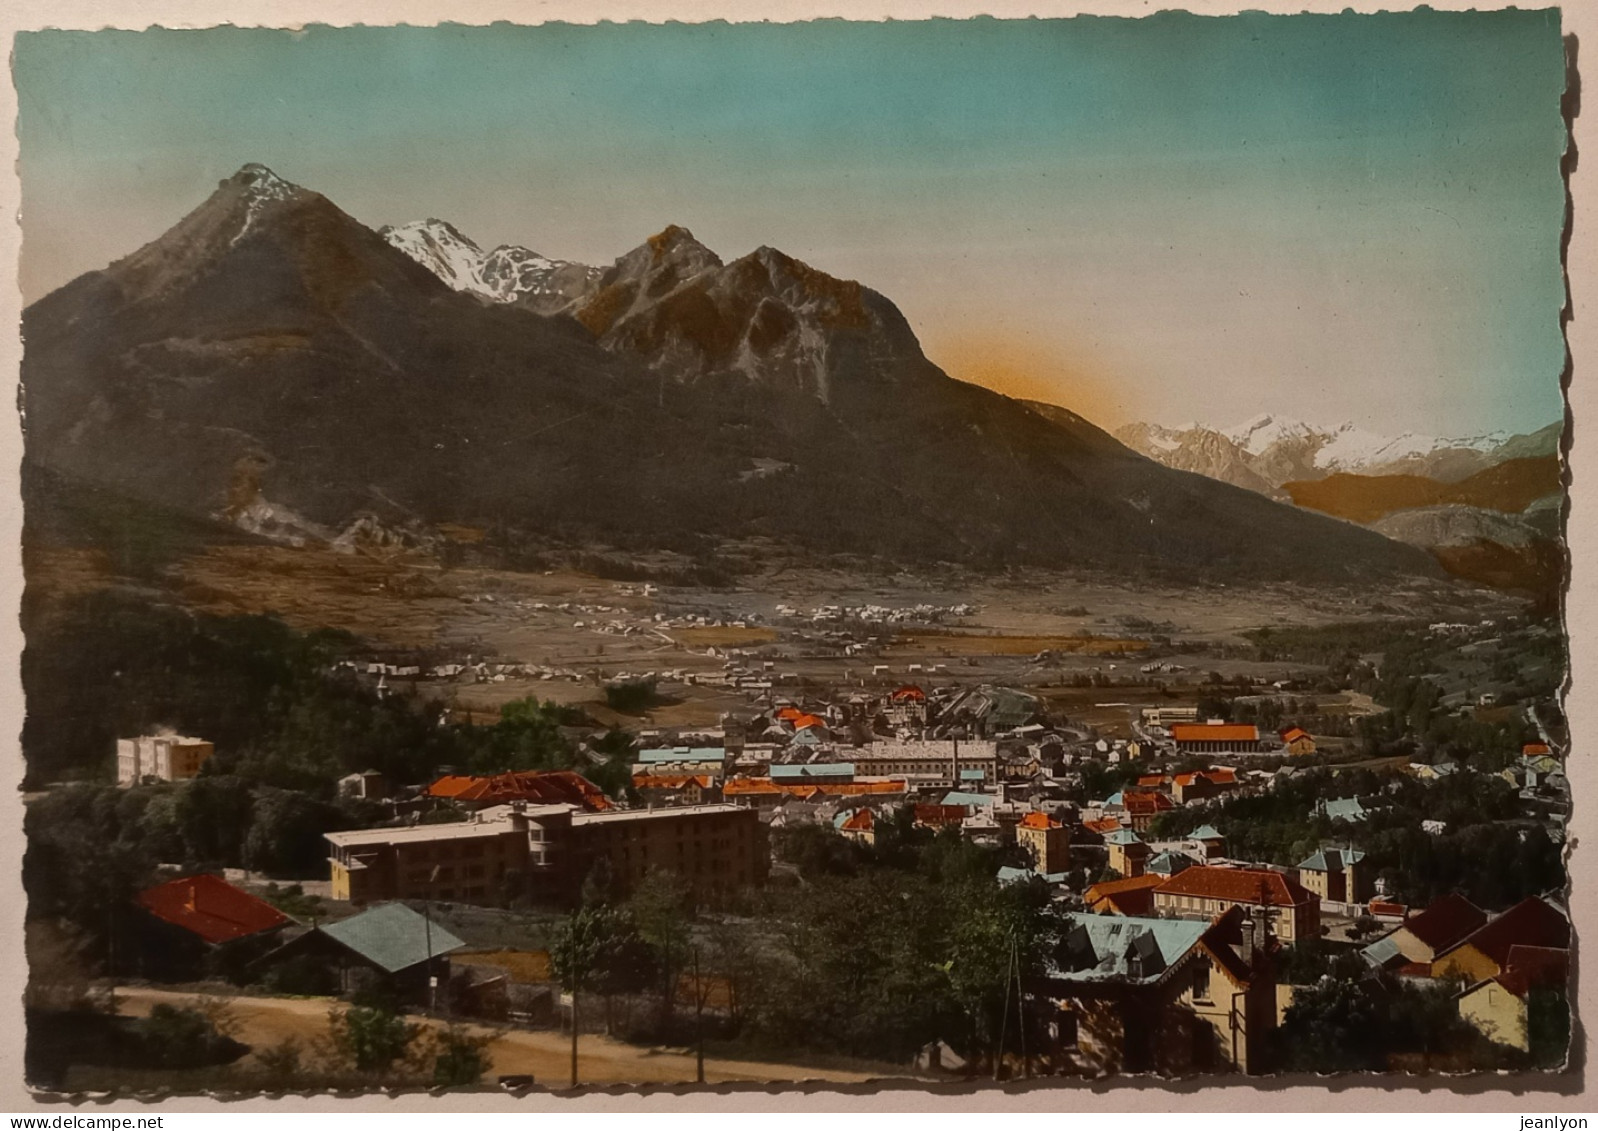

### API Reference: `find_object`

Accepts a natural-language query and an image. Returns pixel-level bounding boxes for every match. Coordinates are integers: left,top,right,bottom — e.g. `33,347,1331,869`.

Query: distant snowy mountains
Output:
379,218,601,314
1115,413,1561,497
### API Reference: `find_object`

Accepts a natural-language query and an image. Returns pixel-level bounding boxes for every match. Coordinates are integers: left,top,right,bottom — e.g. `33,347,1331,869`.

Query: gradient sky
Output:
13,13,1568,436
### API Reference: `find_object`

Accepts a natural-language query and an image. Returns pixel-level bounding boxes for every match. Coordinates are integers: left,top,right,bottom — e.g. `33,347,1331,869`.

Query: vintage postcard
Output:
10,6,1577,1097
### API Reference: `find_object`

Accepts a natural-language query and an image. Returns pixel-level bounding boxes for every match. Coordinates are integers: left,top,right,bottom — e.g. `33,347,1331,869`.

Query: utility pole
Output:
424,865,440,1014
1014,931,1030,1080
569,989,579,1089
694,945,706,1085
994,928,1015,1082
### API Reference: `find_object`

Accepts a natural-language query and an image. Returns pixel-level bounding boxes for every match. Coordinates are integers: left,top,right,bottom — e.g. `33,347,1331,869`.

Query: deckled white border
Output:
0,0,1588,1111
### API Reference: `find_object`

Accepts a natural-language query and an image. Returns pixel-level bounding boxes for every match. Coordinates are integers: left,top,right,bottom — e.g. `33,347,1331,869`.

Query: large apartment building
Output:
117,734,215,786
326,802,766,907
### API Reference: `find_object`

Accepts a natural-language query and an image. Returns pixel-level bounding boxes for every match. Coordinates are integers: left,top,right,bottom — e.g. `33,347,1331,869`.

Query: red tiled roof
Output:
1171,724,1260,744
723,778,784,796
1205,768,1238,786
427,771,612,811
1369,900,1408,918
1137,774,1171,788
1281,727,1311,743
1403,892,1488,952
816,781,905,797
136,874,290,945
914,804,968,826
1522,743,1552,756
633,774,713,789
1452,897,1570,968
891,685,926,702
791,713,828,731
775,707,804,722
839,808,875,832
1123,791,1175,816
1155,866,1314,907
1082,817,1122,835
1085,873,1166,904
1019,811,1061,830
1492,945,1570,999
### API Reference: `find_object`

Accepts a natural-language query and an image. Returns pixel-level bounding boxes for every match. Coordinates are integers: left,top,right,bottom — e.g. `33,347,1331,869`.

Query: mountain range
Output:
20,164,1445,585
1115,414,1561,498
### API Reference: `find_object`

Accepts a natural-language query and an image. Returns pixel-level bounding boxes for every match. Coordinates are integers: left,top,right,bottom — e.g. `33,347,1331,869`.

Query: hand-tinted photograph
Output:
14,10,1572,1092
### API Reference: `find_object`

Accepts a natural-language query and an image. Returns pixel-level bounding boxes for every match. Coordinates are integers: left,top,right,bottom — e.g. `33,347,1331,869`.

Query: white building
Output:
117,734,215,786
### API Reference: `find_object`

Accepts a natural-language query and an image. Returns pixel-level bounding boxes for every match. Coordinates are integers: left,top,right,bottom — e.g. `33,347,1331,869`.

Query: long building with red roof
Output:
1170,723,1262,753
1152,865,1320,942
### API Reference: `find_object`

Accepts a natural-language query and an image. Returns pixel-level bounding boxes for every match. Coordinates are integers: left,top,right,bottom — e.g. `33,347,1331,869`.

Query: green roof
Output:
319,903,466,974
1190,825,1223,840
1050,914,1208,983
1297,847,1367,873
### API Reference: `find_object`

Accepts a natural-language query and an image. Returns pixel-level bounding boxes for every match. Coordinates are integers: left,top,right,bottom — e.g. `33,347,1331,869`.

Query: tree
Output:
628,869,695,1035
327,1003,419,1077
244,787,348,877
1277,977,1388,1073
550,903,654,1085
1526,988,1571,1069
941,880,1052,1075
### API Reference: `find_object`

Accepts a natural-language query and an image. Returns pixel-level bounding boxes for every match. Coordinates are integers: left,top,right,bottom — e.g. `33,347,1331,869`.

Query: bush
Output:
327,1003,418,1076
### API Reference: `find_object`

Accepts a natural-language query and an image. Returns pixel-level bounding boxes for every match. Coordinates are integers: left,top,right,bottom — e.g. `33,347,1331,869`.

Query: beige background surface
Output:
0,0,1589,1110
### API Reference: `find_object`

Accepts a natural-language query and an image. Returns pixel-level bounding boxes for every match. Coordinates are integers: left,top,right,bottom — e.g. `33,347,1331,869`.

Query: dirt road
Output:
114,987,894,1087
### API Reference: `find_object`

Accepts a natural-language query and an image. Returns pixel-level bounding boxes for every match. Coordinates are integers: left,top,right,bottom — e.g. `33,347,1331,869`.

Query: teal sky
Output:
13,13,1568,436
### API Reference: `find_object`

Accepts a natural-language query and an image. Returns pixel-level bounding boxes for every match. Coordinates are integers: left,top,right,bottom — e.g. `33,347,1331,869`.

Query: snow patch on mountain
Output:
230,164,303,247
380,218,601,311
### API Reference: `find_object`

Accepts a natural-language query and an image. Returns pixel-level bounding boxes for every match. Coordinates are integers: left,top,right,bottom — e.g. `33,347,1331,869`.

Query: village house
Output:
1117,790,1177,832
1170,769,1238,806
1146,851,1195,879
1431,895,1570,984
1033,905,1278,1076
117,734,215,787
1359,892,1488,975
631,773,720,806
1085,874,1166,916
1280,727,1316,756
1152,866,1320,943
1456,945,1570,1052
1188,825,1227,861
1105,828,1152,878
258,902,464,1005
1295,848,1372,912
338,769,392,801
131,873,293,981
887,685,928,726
1016,811,1071,874
833,806,877,845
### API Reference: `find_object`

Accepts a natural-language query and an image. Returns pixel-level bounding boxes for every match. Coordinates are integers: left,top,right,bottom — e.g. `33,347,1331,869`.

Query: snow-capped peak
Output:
1223,413,1322,455
381,219,486,290
380,217,601,311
